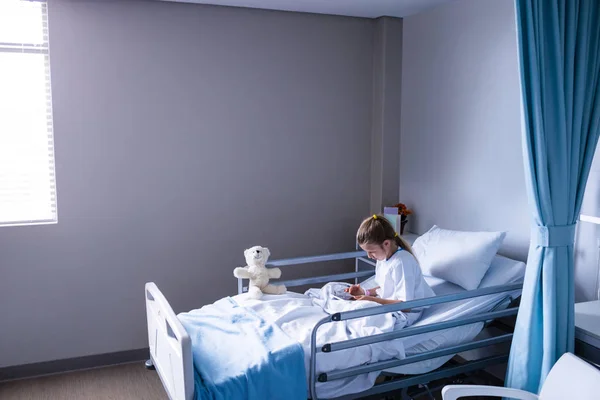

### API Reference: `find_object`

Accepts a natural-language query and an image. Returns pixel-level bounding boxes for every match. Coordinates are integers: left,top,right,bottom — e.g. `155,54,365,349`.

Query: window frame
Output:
0,0,57,227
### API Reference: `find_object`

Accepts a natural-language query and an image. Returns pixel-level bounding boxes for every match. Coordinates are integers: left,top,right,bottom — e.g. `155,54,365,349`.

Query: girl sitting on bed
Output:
345,214,435,326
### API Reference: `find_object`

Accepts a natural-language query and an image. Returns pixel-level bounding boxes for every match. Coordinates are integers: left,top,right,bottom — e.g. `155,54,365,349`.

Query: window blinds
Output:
0,0,57,226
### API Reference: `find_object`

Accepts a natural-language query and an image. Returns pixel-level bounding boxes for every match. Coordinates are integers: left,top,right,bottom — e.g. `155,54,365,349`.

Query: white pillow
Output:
412,225,506,290
479,254,526,288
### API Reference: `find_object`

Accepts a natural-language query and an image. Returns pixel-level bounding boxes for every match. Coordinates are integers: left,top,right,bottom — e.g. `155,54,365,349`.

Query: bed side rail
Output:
309,282,523,400
320,307,518,354
330,282,523,321
238,251,372,294
266,251,367,267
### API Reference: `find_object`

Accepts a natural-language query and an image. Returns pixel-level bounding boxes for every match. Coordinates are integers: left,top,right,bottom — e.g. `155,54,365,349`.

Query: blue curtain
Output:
506,0,600,393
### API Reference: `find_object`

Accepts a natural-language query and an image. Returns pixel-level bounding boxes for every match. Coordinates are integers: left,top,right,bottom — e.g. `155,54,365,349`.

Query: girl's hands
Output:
353,295,377,302
344,284,365,296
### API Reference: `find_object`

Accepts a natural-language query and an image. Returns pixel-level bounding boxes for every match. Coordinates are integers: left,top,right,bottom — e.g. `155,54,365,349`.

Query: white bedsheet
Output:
233,292,403,399
385,275,519,375
232,275,519,399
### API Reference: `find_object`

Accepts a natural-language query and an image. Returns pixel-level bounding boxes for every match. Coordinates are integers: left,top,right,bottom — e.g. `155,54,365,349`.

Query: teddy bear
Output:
233,245,286,299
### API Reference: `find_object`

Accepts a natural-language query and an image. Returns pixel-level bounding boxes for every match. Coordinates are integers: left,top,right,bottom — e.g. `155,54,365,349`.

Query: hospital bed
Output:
145,250,524,400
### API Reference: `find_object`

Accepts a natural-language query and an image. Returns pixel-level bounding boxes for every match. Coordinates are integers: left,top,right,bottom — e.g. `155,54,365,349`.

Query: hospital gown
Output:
375,249,435,327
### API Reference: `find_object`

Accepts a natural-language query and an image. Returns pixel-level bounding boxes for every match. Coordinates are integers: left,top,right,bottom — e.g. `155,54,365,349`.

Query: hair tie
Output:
394,232,399,238
372,215,378,220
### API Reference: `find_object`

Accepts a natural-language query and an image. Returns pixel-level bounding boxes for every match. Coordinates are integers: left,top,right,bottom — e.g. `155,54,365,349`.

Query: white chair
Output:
442,352,600,400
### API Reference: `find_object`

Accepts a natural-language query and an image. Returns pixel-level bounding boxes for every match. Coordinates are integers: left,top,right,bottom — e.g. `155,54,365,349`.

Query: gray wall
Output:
400,0,600,302
400,0,529,261
0,0,376,367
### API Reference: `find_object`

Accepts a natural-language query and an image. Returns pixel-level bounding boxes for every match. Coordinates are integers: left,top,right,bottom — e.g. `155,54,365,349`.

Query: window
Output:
576,143,600,300
0,0,56,226
580,143,600,224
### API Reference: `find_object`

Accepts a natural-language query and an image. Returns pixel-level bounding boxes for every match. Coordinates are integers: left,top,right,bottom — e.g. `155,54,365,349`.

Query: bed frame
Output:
145,251,521,400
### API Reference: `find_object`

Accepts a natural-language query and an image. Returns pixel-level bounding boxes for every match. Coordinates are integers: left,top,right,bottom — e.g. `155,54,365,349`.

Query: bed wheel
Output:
144,359,155,370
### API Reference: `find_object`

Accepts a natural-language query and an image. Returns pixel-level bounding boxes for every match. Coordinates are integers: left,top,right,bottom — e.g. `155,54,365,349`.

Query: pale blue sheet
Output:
178,297,307,400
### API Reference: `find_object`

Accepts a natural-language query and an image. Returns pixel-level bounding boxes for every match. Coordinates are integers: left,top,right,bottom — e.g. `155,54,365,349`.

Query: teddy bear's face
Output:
244,246,270,266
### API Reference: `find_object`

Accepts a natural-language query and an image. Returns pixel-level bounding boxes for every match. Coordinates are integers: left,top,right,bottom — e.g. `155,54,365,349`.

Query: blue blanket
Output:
178,297,307,400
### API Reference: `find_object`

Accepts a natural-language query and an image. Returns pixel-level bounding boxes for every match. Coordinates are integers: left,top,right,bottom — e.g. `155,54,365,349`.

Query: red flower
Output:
393,203,413,216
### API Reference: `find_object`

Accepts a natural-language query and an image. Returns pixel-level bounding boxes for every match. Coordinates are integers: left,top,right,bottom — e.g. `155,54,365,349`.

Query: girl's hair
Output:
356,214,416,257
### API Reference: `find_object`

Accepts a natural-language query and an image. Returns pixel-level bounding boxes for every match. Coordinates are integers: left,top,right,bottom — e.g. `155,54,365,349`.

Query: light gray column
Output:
370,17,403,213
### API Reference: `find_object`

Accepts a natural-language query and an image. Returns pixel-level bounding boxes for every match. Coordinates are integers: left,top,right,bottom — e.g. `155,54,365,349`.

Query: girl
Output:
345,214,435,326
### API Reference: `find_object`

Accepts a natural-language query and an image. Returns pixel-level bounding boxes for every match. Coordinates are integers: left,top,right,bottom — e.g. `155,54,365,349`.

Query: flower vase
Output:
400,216,408,235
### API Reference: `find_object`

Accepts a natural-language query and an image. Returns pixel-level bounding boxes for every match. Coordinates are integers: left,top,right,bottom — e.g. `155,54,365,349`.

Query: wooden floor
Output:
0,362,443,400
0,362,167,400
0,360,501,400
